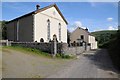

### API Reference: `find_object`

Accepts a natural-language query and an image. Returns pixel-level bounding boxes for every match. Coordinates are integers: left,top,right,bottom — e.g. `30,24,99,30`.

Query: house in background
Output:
70,27,97,49
88,35,98,49
70,27,89,44
6,4,68,43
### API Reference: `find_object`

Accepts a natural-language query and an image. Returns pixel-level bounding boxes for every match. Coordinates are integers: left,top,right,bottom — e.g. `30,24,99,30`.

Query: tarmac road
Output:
1,47,120,78
48,49,119,78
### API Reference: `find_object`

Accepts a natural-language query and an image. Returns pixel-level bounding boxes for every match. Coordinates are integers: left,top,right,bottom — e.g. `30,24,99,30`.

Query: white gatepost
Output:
6,40,8,46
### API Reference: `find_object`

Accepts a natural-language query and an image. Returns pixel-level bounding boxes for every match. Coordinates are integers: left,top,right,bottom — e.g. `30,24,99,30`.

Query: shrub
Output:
56,53,73,59
103,30,120,70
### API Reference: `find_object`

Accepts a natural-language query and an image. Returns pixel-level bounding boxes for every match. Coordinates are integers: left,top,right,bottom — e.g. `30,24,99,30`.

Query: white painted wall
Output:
34,6,67,43
88,35,98,49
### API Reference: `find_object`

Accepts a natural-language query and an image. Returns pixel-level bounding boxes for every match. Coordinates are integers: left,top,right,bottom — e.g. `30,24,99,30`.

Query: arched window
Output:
47,19,50,41
58,23,61,41
40,38,44,42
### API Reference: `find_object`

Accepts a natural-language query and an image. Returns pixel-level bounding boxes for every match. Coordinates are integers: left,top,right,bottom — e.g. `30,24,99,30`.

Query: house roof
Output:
72,27,90,34
6,4,68,24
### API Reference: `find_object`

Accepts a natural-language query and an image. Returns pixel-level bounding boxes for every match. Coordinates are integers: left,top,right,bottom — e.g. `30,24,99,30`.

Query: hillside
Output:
91,30,117,47
91,30,117,35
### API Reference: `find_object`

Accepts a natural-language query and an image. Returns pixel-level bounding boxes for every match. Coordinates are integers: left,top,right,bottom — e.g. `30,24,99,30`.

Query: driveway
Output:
1,47,119,78
2,48,72,78
48,49,119,78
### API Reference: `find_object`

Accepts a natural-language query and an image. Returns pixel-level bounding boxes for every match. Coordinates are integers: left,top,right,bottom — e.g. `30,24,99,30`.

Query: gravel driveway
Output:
48,49,119,78
2,48,73,78
1,47,119,78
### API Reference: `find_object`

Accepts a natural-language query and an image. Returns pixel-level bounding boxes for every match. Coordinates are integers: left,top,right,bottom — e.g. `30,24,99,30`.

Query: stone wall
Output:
0,40,12,46
61,44,86,55
10,42,66,54
2,42,90,55
11,42,52,53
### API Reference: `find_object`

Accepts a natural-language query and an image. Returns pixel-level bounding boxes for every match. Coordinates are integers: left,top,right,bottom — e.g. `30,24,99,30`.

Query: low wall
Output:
0,40,12,46
2,42,90,55
11,42,52,53
63,46,86,55
11,42,66,54
61,43,91,55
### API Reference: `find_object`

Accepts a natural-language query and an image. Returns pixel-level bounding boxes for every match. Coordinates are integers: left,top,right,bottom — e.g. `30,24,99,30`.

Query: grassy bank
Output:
2,46,74,59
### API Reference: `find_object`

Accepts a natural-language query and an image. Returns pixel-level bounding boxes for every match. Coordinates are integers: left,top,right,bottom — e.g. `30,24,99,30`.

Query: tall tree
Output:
1,20,7,40
67,30,71,46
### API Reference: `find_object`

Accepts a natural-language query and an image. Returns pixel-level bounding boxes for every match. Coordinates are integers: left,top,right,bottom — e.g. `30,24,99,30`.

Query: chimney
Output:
36,4,40,10
85,27,88,31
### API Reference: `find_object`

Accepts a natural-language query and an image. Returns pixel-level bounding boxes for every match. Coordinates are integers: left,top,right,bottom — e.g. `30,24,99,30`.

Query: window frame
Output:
81,35,84,40
58,23,61,41
47,19,50,41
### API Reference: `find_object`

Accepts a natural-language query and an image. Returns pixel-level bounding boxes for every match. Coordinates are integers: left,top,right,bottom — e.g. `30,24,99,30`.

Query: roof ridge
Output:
6,4,68,24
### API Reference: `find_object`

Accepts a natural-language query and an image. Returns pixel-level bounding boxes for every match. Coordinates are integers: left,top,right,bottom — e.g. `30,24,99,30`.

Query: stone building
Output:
70,27,97,49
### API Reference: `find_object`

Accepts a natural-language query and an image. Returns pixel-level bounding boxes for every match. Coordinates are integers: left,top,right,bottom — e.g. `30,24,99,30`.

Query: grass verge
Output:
2,46,74,59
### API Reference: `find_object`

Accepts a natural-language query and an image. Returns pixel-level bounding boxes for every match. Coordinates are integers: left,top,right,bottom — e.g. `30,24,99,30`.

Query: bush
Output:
103,30,120,70
56,53,73,59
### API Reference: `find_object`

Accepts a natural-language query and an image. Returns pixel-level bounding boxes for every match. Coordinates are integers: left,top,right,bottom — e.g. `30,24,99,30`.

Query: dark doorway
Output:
40,38,44,42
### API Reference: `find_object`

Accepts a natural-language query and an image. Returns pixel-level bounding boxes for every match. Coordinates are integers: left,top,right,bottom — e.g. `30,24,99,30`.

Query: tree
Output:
1,21,7,40
91,30,117,47
67,30,71,46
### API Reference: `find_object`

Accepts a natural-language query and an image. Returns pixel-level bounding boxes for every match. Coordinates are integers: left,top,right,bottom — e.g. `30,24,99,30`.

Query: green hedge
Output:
100,30,120,70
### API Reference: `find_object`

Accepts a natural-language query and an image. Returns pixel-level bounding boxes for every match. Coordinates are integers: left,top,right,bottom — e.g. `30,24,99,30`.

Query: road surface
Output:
1,47,119,78
2,48,72,78
48,49,119,78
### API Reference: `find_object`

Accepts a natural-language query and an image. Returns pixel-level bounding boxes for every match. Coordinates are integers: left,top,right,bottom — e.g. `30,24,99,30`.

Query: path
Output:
48,49,119,78
2,48,72,78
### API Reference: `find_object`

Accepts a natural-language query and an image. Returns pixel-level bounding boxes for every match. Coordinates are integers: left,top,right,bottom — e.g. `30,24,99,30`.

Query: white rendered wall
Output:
88,35,98,49
34,7,67,43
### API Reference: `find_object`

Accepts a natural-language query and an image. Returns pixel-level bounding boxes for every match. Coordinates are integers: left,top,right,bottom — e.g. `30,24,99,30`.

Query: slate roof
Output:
6,4,68,24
